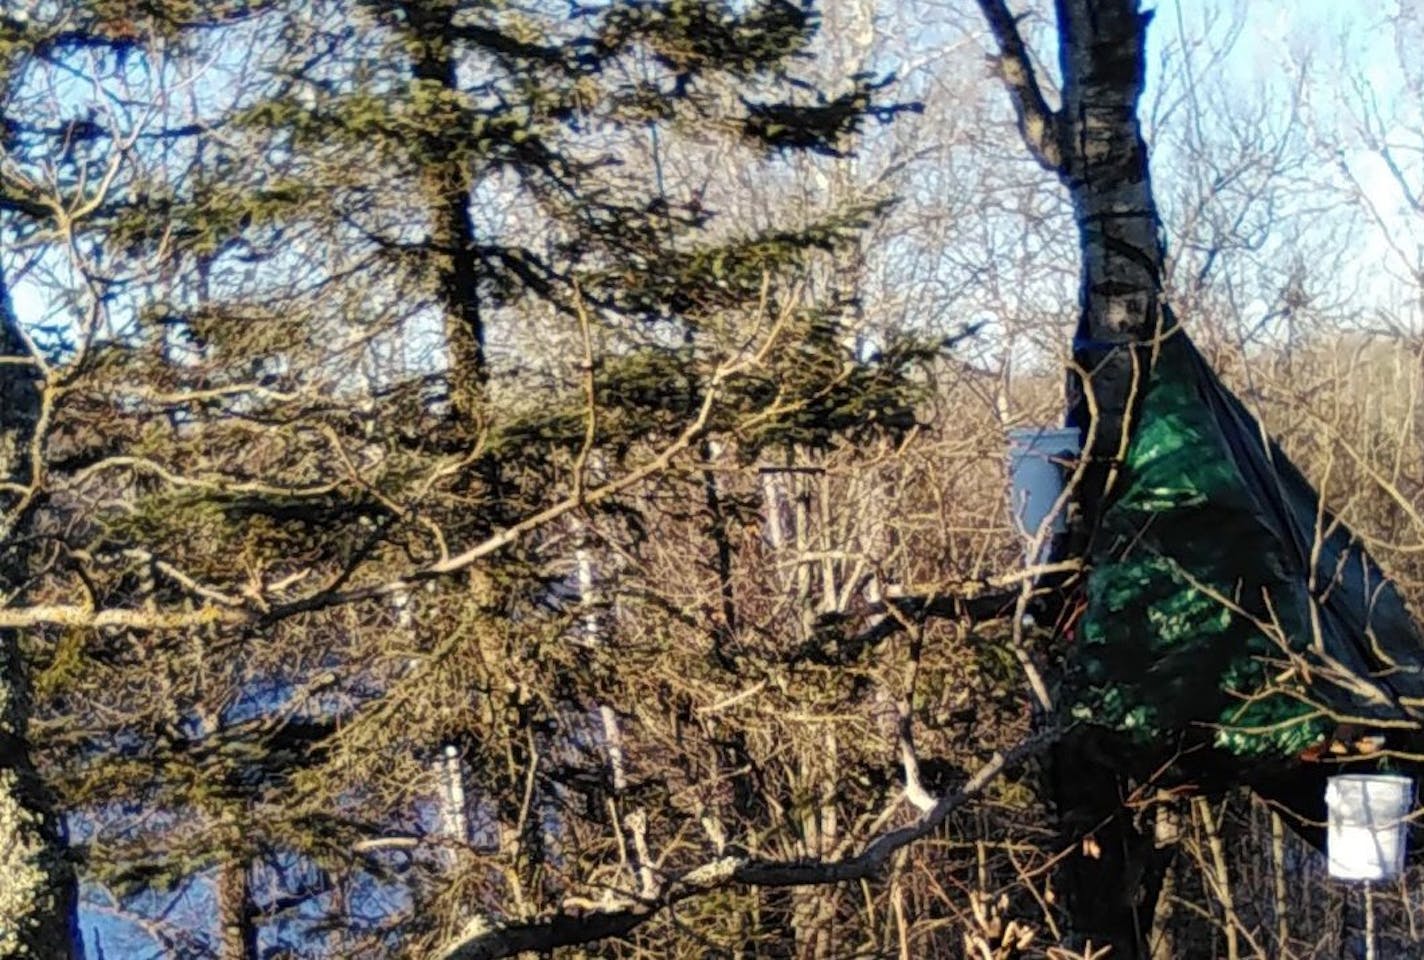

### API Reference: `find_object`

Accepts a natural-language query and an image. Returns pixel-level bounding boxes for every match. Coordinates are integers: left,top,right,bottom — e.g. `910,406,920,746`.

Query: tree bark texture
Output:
216,858,259,960
979,0,1165,508
1053,5,1170,953
0,273,80,958
1049,736,1173,960
408,1,488,430
1054,0,1165,523
976,1,1167,956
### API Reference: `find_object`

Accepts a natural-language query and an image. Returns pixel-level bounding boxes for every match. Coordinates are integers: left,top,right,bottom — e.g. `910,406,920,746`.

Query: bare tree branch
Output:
973,0,1065,172
439,729,1058,960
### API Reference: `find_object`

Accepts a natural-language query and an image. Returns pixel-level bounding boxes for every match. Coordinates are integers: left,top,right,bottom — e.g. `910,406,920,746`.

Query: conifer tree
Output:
5,0,930,954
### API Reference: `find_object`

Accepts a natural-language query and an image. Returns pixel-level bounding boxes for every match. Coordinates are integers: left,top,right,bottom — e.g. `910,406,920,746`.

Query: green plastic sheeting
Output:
1068,330,1424,759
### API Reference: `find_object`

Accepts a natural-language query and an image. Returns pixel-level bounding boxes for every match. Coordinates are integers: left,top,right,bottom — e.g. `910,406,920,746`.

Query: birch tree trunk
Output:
1053,5,1171,953
978,0,1164,504
1054,0,1165,523
975,1,1167,956
0,273,79,958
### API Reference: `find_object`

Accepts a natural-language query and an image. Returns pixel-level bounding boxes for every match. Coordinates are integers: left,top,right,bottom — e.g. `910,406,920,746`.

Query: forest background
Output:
2,0,1424,957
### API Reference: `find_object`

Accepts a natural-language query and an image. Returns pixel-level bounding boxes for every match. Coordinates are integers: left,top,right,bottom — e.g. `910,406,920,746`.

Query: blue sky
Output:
1148,0,1421,323
9,1,1419,331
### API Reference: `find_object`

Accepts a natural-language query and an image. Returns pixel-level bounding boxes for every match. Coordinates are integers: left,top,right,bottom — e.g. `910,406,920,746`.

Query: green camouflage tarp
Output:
1068,328,1424,759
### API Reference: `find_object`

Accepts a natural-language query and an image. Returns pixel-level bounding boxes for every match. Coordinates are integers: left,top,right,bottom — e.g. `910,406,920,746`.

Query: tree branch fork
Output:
974,0,1065,173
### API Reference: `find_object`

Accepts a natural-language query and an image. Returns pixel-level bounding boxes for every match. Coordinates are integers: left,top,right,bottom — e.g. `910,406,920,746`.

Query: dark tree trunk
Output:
0,272,80,958
977,0,1165,502
975,1,1169,956
217,858,259,960
1053,8,1170,953
408,2,488,430
1054,0,1165,525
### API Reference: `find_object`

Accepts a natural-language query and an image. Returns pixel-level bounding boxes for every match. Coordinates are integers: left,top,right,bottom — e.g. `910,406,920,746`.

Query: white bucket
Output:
1007,427,1080,561
1325,773,1414,881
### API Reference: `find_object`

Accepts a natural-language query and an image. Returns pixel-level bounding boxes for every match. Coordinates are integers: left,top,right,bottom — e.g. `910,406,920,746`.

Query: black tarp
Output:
1068,325,1424,762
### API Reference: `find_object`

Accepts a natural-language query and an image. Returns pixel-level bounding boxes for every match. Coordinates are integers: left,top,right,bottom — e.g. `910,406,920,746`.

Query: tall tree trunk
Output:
1054,0,1165,523
407,1,487,430
975,1,1167,956
1055,4,1171,950
977,0,1165,500
216,858,259,960
0,274,80,958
